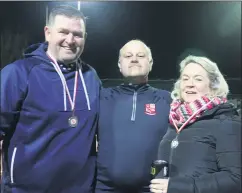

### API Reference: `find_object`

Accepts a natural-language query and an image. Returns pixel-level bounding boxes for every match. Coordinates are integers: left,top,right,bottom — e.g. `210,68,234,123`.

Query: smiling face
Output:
118,41,151,78
44,15,86,64
180,62,211,103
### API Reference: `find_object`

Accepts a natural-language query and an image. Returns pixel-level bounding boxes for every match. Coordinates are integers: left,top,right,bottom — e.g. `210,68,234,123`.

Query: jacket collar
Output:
118,83,150,94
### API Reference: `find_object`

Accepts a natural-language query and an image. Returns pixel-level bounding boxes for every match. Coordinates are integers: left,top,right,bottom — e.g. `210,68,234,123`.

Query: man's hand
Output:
149,178,169,193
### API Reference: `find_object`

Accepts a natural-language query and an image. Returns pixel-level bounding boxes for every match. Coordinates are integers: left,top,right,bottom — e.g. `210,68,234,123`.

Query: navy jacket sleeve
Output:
167,118,241,193
0,61,29,138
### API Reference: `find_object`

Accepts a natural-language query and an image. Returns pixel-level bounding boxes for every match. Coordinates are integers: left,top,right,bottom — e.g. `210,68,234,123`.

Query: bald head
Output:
118,39,153,80
119,40,153,66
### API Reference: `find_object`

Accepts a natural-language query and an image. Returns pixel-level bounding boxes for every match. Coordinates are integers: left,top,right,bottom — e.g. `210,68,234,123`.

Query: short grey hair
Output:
119,39,153,68
171,55,229,100
47,5,86,26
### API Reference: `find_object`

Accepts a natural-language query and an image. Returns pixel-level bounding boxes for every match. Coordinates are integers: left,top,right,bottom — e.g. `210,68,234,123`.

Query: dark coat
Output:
157,103,241,193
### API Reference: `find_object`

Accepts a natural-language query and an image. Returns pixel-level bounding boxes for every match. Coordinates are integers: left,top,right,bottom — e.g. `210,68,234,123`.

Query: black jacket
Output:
157,103,241,193
96,84,171,192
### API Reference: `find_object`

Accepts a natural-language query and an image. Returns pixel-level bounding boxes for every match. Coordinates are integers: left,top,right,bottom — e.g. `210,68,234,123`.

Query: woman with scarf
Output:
149,55,241,193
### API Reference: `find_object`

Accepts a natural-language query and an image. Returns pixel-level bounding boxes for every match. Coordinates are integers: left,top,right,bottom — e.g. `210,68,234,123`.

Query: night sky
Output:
0,1,241,82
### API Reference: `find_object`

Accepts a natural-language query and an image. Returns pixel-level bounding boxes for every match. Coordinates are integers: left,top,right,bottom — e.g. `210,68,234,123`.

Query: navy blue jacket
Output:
96,84,171,192
0,43,100,193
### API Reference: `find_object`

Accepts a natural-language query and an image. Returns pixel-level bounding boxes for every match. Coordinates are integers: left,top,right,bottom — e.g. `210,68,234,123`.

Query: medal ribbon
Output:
47,53,78,111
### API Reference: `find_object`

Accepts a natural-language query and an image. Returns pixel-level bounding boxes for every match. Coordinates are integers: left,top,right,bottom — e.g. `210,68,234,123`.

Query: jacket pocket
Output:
10,147,17,184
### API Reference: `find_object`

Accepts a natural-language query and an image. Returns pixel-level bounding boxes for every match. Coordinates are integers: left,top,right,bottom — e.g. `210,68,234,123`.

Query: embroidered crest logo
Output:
145,104,156,115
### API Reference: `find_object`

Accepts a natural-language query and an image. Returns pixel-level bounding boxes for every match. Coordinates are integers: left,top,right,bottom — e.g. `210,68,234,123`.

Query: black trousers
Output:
95,180,151,193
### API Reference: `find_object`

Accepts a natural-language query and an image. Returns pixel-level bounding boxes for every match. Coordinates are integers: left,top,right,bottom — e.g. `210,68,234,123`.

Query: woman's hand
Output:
149,178,169,193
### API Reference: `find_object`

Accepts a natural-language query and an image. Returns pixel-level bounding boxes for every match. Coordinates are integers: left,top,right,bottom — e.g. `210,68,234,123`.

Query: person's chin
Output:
62,53,78,61
184,95,199,103
129,71,145,77
61,48,77,55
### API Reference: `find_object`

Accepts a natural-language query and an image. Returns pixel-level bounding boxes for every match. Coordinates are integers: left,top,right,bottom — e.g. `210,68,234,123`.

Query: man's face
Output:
44,15,86,64
118,41,151,78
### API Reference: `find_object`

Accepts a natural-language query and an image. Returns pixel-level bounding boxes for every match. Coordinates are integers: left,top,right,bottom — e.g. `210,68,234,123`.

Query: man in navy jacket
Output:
95,40,171,193
0,5,100,193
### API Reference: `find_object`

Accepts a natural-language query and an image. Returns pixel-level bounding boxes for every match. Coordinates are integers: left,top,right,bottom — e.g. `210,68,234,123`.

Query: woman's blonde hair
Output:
171,55,229,100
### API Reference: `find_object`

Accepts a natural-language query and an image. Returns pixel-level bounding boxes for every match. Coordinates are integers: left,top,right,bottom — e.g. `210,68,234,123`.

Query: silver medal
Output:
171,137,179,149
68,116,78,127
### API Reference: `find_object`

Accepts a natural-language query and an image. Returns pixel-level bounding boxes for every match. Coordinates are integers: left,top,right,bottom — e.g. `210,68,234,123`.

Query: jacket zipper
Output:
10,147,17,183
131,91,137,121
168,134,179,177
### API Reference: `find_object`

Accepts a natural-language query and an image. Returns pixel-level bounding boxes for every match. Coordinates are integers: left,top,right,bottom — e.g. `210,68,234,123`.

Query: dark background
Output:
0,1,241,93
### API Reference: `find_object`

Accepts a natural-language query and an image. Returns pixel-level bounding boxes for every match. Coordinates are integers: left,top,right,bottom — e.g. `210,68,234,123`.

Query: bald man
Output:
95,40,171,193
